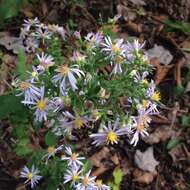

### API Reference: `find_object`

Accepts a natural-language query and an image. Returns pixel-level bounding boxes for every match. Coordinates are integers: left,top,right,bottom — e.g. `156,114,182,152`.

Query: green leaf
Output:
113,169,123,185
17,49,27,80
82,160,92,174
0,94,28,119
181,115,189,128
45,131,58,146
0,0,28,21
167,139,180,150
164,19,190,35
15,145,33,156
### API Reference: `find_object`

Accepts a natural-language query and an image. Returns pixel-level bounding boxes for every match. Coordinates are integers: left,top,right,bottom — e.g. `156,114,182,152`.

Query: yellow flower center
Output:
74,117,84,129
71,153,78,161
37,100,47,111
32,71,37,77
137,124,145,131
27,172,33,180
142,100,149,108
112,44,120,53
72,174,79,181
151,91,161,101
82,177,90,186
106,131,118,144
141,79,148,84
96,180,103,187
20,82,31,90
57,65,70,75
47,146,55,154
115,56,124,64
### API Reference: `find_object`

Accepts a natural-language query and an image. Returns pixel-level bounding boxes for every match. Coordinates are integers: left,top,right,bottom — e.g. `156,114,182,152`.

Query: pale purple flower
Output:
52,64,85,95
50,97,65,112
22,86,50,122
20,165,42,188
126,39,145,53
74,31,81,39
61,147,85,167
36,28,52,43
23,17,40,31
36,52,54,71
76,171,96,190
27,66,41,83
134,71,149,83
15,79,41,102
59,111,89,133
70,51,86,62
95,180,110,190
85,32,103,48
90,119,130,146
64,165,82,186
51,24,66,39
130,104,159,146
102,37,127,57
43,145,63,161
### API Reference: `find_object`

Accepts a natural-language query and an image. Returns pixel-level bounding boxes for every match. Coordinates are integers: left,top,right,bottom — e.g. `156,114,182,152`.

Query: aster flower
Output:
126,39,145,54
23,17,40,31
15,79,41,102
36,52,55,71
76,171,96,190
130,104,159,146
20,165,42,188
146,81,161,102
36,28,52,43
51,24,66,39
70,51,86,63
61,147,85,167
102,37,127,57
74,31,81,39
90,119,130,146
43,145,63,161
22,86,50,122
64,165,82,186
27,66,40,83
126,39,145,61
59,111,90,133
95,180,110,190
50,97,65,112
85,32,103,48
133,71,149,83
111,55,126,75
52,64,85,95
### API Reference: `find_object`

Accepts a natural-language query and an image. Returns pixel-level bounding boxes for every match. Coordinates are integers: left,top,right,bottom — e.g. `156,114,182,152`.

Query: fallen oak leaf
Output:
150,57,174,84
133,169,157,184
144,126,175,144
134,147,159,172
89,147,110,167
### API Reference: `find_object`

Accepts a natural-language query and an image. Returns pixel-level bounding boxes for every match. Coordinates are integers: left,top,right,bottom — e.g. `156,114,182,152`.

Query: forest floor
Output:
0,0,190,190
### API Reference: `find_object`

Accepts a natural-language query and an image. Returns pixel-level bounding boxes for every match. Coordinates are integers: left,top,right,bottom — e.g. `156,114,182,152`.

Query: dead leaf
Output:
117,4,137,22
134,147,159,172
0,32,24,54
129,0,146,6
89,147,110,167
144,126,174,144
150,58,173,84
169,143,190,162
147,44,173,65
133,169,157,184
174,57,186,86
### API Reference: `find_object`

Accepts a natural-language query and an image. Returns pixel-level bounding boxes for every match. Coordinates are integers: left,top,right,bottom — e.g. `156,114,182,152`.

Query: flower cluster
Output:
15,18,161,189
20,146,109,190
